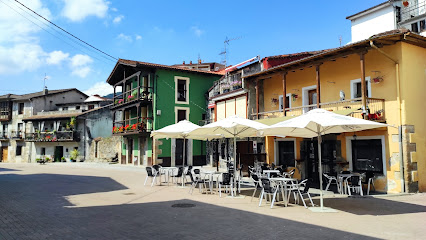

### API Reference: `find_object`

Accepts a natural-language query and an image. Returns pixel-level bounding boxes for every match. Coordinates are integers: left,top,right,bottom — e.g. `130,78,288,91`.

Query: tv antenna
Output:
43,73,49,90
339,35,342,47
219,36,241,67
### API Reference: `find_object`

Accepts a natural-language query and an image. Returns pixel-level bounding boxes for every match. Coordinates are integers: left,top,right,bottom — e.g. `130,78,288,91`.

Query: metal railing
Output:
252,98,385,122
112,117,153,134
25,131,75,142
0,132,8,140
401,1,426,23
113,86,153,106
10,130,23,139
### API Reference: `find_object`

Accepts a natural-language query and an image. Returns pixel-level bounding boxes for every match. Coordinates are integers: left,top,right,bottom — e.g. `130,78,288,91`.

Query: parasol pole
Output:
317,124,324,209
182,136,186,187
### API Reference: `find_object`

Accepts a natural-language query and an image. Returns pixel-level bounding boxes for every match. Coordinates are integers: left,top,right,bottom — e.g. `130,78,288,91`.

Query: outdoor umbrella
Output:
151,120,201,187
188,115,268,196
261,108,388,210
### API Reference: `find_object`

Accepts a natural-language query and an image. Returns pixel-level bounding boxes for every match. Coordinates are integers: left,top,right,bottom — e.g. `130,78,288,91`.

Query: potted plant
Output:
69,117,76,129
292,93,299,101
222,84,230,93
231,80,242,90
61,156,66,162
70,149,79,162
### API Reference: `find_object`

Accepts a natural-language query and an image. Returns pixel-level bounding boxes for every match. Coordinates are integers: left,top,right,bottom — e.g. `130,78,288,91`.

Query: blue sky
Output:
0,0,385,96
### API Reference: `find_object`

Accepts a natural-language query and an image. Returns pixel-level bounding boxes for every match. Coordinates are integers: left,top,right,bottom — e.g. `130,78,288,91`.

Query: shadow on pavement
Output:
0,172,381,239
0,167,21,172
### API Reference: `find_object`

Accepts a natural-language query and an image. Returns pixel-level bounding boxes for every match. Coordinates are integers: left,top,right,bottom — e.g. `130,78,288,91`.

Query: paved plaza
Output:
0,163,425,240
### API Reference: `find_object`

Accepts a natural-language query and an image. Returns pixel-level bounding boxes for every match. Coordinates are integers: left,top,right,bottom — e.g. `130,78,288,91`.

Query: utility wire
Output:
12,0,118,61
0,0,115,65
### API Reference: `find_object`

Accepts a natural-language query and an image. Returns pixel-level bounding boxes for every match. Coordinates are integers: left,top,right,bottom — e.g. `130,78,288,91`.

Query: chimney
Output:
43,86,48,95
183,61,185,65
198,59,202,64
190,61,192,64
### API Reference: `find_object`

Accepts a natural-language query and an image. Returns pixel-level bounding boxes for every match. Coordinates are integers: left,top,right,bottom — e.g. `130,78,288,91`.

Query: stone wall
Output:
87,136,121,163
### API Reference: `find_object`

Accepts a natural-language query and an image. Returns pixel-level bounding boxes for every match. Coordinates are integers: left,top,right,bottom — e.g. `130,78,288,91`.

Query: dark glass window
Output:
177,79,187,102
352,139,383,173
16,146,22,156
278,141,295,167
41,147,46,155
420,20,426,31
177,109,187,121
355,81,369,98
412,22,419,33
76,106,80,110
18,103,24,114
88,105,94,110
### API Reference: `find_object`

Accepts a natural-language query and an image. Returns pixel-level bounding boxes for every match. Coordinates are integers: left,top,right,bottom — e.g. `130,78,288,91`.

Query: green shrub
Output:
70,149,79,161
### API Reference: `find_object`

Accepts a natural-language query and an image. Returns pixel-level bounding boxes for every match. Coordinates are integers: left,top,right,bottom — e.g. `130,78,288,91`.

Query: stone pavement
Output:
0,163,425,240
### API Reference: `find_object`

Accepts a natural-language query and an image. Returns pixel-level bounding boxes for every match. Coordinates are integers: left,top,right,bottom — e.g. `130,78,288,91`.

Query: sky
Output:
0,0,386,96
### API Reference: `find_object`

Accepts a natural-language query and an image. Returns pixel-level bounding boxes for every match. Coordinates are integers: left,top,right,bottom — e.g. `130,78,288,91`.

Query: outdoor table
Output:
160,167,178,184
263,170,280,178
201,170,223,194
269,177,298,207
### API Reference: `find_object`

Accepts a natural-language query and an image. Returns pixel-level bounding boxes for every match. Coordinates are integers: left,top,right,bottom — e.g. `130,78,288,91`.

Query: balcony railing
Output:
25,131,75,142
113,86,153,107
10,130,23,139
401,1,426,23
209,74,243,98
0,132,8,140
112,117,153,135
252,98,385,122
0,112,11,121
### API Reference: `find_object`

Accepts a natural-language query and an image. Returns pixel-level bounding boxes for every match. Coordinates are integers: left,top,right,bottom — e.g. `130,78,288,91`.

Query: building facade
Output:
245,30,426,193
107,59,222,167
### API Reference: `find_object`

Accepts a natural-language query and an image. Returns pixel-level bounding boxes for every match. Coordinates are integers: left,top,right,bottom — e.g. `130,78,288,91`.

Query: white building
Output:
347,0,426,43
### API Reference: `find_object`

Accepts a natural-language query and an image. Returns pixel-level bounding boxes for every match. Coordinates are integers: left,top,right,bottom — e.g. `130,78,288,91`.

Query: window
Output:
18,102,24,114
76,106,80,110
350,77,371,99
276,139,296,167
17,123,23,137
279,94,291,111
16,146,22,156
351,139,383,173
420,20,426,31
175,107,189,123
41,147,46,155
62,107,68,111
412,22,419,33
88,105,94,110
175,76,190,104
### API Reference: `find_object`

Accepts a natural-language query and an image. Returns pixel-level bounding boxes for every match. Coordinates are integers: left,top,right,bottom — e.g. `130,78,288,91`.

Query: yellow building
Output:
245,30,426,193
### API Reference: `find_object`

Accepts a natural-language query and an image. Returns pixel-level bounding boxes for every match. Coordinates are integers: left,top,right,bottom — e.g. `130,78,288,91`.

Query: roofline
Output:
346,1,393,20
106,59,224,84
244,31,425,79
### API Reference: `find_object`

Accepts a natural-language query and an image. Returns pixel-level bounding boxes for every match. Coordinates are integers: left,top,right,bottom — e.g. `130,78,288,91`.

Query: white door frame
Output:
302,85,317,113
274,138,297,166
345,135,386,176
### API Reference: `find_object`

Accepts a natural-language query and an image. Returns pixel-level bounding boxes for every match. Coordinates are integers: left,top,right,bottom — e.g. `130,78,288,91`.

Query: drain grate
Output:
123,193,136,195
171,203,195,208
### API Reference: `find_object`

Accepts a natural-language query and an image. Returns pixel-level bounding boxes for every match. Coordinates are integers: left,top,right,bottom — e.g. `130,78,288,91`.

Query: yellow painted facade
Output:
260,41,425,193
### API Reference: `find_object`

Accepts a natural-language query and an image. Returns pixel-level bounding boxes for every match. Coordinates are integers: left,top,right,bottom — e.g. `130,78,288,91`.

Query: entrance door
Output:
1,147,7,162
278,141,295,168
175,139,187,166
128,138,133,164
308,89,317,105
54,146,63,162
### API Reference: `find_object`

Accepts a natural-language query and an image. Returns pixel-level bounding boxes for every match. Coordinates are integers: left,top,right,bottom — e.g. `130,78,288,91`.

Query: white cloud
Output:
84,81,113,96
61,0,109,22
70,54,93,78
191,26,204,37
46,51,69,65
111,7,118,12
0,43,46,74
113,15,124,24
135,35,142,40
117,33,132,42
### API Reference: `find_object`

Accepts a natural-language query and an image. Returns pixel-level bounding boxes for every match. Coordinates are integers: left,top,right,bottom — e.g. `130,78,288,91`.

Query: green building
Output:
106,59,223,166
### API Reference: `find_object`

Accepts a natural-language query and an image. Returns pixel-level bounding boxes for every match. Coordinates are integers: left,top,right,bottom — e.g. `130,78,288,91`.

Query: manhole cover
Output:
171,203,195,208
123,193,136,195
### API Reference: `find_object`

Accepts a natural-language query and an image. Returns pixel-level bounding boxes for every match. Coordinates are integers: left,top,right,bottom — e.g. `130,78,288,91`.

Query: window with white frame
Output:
175,106,190,123
279,94,291,111
175,76,190,104
346,135,385,175
350,77,371,99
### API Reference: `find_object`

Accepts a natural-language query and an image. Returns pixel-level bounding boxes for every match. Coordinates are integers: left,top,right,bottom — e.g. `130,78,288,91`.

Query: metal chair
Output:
323,173,340,193
346,176,363,196
144,167,157,187
365,172,375,195
288,179,315,208
218,173,234,197
188,169,208,194
171,167,184,184
258,178,281,208
250,173,261,201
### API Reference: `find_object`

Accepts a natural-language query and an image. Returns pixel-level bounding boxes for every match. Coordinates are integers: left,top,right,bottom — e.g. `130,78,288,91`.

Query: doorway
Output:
54,146,63,162
276,140,296,168
1,146,7,162
175,139,187,166
308,89,317,105
128,138,133,164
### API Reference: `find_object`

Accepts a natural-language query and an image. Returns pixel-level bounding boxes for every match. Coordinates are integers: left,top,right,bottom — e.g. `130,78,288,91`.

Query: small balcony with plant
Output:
112,86,153,109
209,72,244,98
112,116,153,136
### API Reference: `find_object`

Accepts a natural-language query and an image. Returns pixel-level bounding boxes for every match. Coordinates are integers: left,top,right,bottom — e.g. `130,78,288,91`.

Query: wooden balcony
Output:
112,86,153,110
25,131,76,142
253,98,386,122
112,117,153,136
0,132,8,141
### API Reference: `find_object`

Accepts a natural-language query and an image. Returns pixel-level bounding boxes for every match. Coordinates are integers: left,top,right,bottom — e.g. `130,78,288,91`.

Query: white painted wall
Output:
350,5,396,43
